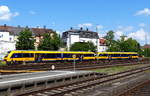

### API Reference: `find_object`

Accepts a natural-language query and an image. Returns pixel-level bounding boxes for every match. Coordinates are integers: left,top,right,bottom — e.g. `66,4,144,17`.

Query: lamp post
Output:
73,55,76,72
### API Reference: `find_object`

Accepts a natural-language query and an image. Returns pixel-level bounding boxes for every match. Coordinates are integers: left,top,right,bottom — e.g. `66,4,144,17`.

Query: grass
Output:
92,65,141,74
0,61,6,66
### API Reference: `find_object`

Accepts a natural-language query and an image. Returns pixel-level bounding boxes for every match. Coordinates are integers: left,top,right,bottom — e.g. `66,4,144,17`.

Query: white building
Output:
62,28,107,52
0,31,16,60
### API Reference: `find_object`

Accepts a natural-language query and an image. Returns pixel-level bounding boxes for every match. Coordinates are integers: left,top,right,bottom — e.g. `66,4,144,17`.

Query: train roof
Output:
97,52,138,54
9,50,95,54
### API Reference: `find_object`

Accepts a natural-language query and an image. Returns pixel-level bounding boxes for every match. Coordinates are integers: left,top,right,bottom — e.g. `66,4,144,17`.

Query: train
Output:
3,50,139,65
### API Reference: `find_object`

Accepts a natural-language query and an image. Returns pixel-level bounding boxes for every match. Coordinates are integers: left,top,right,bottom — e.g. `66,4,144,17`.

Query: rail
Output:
22,64,150,96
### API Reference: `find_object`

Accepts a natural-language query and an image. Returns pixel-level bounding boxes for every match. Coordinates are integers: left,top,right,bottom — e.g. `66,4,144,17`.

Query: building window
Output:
9,38,12,41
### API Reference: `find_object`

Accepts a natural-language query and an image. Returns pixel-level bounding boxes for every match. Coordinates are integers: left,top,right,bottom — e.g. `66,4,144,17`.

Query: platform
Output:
0,70,98,96
0,70,90,87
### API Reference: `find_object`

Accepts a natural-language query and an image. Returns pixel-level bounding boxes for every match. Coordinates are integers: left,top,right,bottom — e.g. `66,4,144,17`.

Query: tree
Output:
104,30,115,47
38,33,61,50
70,42,96,51
104,30,142,53
16,28,35,50
143,48,150,57
104,30,119,52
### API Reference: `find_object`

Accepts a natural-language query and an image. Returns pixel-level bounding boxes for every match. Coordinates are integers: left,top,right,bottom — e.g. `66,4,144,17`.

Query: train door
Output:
35,53,42,62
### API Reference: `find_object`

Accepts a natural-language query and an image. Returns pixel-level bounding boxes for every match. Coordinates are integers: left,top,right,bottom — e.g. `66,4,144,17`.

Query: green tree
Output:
70,42,96,51
104,30,115,47
38,33,61,50
104,30,119,52
16,28,35,50
143,48,150,57
104,31,142,53
118,36,141,52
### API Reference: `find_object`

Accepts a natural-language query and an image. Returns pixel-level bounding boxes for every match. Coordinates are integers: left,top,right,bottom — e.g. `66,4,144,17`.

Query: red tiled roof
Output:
143,44,150,48
0,25,55,36
99,38,106,45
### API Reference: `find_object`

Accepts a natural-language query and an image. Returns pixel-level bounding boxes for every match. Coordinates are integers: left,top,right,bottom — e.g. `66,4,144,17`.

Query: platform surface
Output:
0,70,91,87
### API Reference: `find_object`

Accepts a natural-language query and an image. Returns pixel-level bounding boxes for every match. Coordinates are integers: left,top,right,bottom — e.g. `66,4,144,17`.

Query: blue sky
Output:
0,0,150,45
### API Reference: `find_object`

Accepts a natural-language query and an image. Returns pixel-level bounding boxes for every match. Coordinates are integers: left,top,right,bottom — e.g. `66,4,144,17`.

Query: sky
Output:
0,0,150,45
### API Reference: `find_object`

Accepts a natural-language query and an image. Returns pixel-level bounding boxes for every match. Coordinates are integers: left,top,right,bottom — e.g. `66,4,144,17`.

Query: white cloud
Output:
128,28,148,41
135,8,150,16
117,26,133,32
56,30,60,34
13,12,19,16
78,23,93,28
96,25,104,29
139,23,146,27
114,30,124,39
29,11,36,15
114,26,134,39
0,5,19,21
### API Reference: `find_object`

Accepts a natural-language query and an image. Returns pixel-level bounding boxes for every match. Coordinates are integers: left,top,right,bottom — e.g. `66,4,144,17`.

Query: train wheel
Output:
6,61,11,65
6,61,14,65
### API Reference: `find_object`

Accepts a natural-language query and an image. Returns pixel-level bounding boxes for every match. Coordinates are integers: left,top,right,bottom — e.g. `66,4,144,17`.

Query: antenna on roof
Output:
96,25,98,33
43,25,46,29
145,32,148,45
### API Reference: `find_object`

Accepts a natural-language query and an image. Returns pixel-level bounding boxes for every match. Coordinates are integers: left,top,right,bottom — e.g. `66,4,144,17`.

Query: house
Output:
98,38,108,52
0,31,15,60
0,24,55,59
62,28,107,52
143,44,150,49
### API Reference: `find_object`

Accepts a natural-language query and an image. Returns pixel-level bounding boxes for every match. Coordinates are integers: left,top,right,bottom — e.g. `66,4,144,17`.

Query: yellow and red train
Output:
3,50,139,65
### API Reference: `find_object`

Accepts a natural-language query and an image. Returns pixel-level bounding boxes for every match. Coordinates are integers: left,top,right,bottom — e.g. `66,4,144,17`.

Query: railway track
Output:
0,59,148,70
21,64,150,96
0,59,150,75
119,77,150,96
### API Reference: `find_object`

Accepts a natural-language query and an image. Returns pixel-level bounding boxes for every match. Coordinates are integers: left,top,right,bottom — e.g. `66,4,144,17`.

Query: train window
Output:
132,54,138,56
99,54,108,56
84,54,94,57
22,53,34,57
42,53,61,58
120,54,129,57
56,54,61,58
11,53,22,58
63,54,72,58
111,54,120,57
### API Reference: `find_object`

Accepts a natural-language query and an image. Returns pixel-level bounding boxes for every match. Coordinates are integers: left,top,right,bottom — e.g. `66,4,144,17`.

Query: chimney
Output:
86,28,89,31
80,27,83,30
43,25,46,29
4,24,6,27
17,25,21,28
25,26,29,29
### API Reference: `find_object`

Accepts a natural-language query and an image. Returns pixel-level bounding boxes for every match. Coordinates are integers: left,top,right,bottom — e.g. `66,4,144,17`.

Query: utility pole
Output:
145,32,148,45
